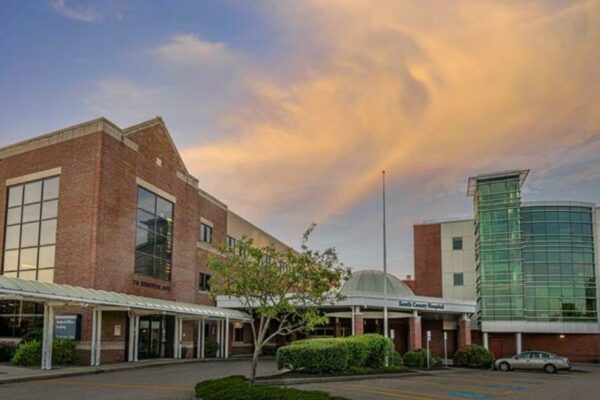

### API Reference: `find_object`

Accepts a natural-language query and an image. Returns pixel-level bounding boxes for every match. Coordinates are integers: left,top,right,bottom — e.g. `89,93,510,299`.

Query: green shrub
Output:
277,339,351,374
20,328,43,343
0,342,17,362
195,375,349,400
204,337,219,357
11,340,42,366
453,345,495,369
10,339,78,366
391,351,403,366
403,348,442,368
277,334,394,374
52,339,78,365
378,365,409,373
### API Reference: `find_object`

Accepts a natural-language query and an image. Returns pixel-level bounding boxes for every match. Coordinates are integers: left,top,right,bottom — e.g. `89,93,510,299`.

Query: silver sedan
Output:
495,351,570,373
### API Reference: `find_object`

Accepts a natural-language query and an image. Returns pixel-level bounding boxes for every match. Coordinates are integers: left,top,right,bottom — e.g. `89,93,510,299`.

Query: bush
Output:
52,339,78,365
21,328,43,343
11,340,42,366
10,339,78,366
195,375,349,400
204,337,219,357
0,342,17,362
403,348,442,369
453,345,495,369
277,334,394,374
391,351,403,366
277,339,351,374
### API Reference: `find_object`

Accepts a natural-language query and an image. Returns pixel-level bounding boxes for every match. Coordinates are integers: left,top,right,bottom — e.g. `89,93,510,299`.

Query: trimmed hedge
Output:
453,345,495,369
0,342,17,362
277,334,394,374
195,375,349,400
10,339,78,366
403,348,442,368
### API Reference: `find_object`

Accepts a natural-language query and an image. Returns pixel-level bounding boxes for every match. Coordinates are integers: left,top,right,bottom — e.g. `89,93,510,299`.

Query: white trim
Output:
196,241,221,256
198,188,227,210
0,118,138,160
136,177,176,204
6,167,62,186
200,218,213,228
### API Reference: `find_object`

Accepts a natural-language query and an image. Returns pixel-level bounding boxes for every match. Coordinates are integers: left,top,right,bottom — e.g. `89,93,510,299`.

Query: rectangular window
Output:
234,327,244,342
3,176,59,282
135,187,174,281
200,223,213,244
198,272,211,292
453,272,464,286
227,236,237,249
452,237,463,250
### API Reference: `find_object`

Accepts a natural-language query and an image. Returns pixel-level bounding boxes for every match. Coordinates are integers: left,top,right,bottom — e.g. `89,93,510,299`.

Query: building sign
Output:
54,315,82,340
398,300,445,310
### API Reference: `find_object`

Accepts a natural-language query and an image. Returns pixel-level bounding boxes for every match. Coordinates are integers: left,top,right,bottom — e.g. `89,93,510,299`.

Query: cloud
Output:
180,0,600,222
153,34,235,67
51,0,99,22
86,1,600,271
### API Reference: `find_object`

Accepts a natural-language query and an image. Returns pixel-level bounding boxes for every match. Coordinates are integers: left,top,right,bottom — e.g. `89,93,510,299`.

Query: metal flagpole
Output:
382,170,388,339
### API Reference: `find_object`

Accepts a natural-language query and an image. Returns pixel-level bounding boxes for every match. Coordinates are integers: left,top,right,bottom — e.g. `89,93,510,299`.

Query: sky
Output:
1,0,599,278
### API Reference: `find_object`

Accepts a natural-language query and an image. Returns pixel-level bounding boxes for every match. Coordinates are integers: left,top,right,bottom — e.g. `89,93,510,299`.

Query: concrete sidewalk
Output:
0,356,256,385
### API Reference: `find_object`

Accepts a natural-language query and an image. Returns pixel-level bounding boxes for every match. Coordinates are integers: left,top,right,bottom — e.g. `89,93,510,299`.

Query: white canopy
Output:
0,276,249,321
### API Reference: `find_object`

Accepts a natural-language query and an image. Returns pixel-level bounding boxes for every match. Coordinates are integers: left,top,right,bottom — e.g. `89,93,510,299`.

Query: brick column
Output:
353,307,364,336
334,318,342,337
408,310,422,350
458,313,472,349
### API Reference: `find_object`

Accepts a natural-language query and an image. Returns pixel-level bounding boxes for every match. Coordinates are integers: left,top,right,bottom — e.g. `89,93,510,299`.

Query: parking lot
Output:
298,366,600,400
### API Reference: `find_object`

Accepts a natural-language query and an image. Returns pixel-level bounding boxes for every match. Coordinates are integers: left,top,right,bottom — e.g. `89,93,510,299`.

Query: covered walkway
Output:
0,276,249,370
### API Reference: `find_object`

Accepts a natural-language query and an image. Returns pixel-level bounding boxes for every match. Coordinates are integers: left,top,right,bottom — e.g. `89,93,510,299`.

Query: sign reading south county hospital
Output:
398,300,445,310
54,315,82,340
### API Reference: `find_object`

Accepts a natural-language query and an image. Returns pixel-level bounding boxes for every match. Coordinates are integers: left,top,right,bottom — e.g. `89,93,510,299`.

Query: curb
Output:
0,357,254,386
256,370,428,386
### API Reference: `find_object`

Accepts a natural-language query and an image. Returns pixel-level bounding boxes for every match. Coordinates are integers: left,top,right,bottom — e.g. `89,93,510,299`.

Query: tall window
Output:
227,236,237,249
200,223,212,244
198,272,211,291
3,176,59,282
135,187,174,281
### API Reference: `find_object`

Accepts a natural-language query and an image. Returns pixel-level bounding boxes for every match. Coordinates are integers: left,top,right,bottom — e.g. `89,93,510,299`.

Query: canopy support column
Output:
224,317,230,359
216,320,221,358
91,309,103,366
197,320,205,359
173,316,183,359
41,304,54,370
128,312,138,362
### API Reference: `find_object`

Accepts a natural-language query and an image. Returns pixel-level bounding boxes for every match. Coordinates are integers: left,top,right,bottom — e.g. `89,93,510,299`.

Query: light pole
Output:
382,170,388,340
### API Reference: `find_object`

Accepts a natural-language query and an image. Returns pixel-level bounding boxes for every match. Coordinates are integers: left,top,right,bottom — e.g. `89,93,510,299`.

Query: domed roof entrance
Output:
340,269,414,297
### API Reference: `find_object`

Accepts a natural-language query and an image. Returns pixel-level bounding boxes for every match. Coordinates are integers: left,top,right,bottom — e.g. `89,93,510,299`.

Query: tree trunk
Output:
250,346,261,384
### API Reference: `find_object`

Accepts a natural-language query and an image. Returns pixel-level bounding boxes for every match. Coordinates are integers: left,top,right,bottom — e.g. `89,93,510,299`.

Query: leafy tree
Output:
208,224,350,383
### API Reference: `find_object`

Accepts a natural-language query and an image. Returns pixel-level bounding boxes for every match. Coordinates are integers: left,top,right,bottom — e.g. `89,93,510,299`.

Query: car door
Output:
529,352,544,370
512,352,532,369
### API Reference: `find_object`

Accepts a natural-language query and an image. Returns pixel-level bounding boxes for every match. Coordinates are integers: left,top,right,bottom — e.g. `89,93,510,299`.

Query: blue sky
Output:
1,1,599,277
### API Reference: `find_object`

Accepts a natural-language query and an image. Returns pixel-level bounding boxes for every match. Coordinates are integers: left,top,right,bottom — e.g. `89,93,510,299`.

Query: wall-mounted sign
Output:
398,300,445,310
114,325,121,337
54,315,82,340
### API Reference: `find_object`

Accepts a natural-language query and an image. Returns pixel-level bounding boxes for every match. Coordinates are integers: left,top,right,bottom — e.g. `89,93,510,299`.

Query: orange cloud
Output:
180,0,600,224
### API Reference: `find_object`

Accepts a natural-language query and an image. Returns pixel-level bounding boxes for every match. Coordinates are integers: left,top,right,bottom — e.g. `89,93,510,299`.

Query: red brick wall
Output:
523,333,600,362
413,224,442,297
0,132,104,286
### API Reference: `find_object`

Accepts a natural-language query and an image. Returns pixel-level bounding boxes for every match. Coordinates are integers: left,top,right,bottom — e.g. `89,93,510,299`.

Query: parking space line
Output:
37,379,193,393
313,382,453,400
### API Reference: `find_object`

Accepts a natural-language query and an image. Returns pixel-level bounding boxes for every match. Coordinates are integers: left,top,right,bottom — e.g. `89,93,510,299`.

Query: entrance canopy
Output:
0,276,249,321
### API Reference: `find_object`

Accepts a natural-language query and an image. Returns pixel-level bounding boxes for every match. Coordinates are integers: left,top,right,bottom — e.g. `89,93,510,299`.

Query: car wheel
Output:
499,362,510,372
544,364,557,374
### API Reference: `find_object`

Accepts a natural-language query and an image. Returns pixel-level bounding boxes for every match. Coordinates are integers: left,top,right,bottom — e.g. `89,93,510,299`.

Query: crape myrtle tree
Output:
207,224,350,383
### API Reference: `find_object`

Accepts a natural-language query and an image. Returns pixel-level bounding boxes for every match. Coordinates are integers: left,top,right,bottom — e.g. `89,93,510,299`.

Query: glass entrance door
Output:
138,316,164,359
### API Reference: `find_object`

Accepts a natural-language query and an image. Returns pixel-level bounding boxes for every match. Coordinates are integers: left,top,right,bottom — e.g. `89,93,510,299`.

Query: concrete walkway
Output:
0,356,260,385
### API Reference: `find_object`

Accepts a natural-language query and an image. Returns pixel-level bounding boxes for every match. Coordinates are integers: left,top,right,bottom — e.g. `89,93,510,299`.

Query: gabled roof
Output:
123,117,190,175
